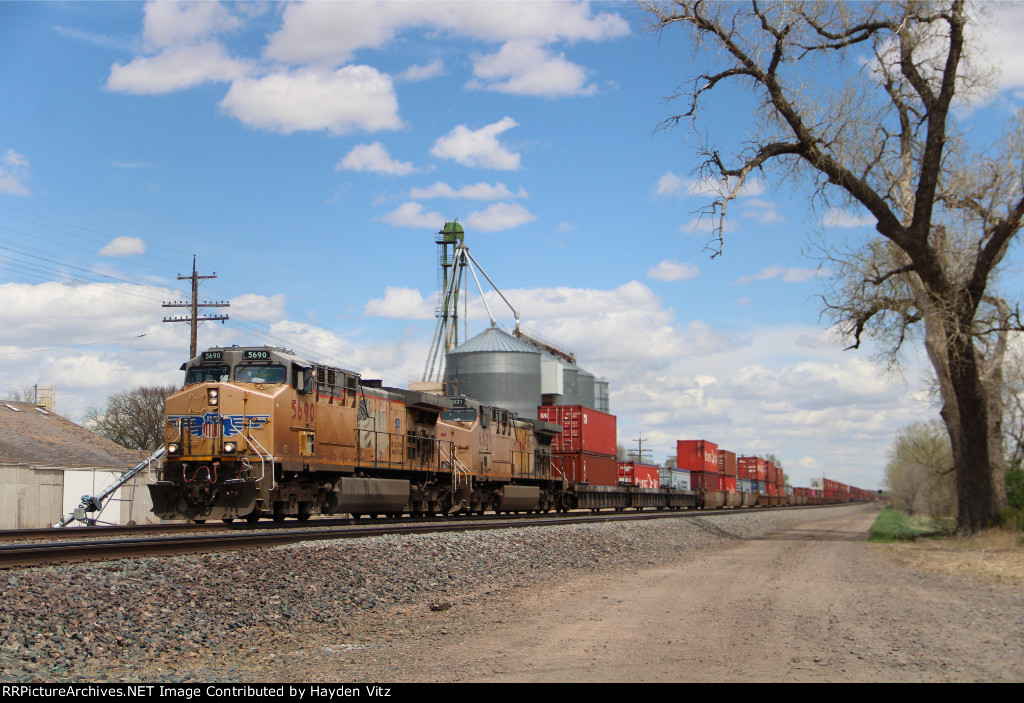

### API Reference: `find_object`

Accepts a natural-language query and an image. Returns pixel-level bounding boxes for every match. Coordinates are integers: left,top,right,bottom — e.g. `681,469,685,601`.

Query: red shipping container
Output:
677,440,719,474
551,452,618,486
738,456,767,482
718,449,737,477
689,470,720,491
720,476,737,493
538,405,617,456
617,461,660,488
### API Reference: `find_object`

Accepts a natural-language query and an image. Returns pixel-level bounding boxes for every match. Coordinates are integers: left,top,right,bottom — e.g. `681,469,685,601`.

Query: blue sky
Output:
3,1,1024,491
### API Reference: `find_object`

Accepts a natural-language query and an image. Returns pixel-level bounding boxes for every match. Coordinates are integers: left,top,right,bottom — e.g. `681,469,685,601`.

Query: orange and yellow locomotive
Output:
149,346,562,522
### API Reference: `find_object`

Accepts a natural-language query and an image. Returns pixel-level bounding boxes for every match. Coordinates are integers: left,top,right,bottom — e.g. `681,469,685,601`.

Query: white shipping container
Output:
659,468,691,491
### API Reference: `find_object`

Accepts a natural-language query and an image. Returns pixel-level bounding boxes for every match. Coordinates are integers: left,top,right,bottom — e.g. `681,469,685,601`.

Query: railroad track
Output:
0,504,830,569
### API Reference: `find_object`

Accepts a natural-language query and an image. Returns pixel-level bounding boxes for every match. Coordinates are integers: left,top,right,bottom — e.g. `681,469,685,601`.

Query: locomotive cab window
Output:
185,364,230,384
235,363,287,384
440,407,476,423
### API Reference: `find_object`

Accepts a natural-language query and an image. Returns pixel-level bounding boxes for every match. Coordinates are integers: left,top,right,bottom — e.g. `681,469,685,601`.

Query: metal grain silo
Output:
560,360,580,406
539,349,565,406
594,379,610,413
445,326,542,419
576,366,596,410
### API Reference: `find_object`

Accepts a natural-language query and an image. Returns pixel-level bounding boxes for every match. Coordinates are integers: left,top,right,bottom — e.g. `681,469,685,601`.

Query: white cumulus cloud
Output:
106,42,250,95
0,149,30,196
378,202,447,229
364,287,434,319
264,2,629,66
430,117,521,170
141,0,241,49
336,143,416,176
400,58,444,82
219,66,403,135
230,293,288,323
468,41,595,97
647,260,700,281
464,203,536,231
654,171,684,197
97,237,146,257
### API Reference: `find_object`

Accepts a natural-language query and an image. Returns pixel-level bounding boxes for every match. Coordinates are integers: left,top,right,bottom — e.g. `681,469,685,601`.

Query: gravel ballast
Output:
1,509,815,682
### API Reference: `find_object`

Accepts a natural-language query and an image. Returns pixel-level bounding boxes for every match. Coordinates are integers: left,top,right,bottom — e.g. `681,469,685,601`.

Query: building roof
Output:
0,402,143,469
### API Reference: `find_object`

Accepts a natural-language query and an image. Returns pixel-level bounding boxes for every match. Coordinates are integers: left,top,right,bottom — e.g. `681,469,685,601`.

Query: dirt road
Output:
368,505,1022,682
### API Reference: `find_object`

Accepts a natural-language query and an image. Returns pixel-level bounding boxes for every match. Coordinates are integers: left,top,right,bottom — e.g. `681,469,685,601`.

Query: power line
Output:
0,328,173,356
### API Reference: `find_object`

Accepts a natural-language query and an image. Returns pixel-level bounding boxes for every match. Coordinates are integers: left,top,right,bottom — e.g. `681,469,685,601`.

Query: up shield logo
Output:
168,413,270,438
201,411,220,439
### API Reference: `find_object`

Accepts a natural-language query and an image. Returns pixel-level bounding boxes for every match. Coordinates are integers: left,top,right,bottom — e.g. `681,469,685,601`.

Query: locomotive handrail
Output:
245,431,273,488
439,444,469,486
358,427,458,475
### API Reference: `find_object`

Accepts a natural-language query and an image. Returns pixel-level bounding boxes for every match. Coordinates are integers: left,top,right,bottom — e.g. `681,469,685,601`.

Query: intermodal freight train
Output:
148,346,865,522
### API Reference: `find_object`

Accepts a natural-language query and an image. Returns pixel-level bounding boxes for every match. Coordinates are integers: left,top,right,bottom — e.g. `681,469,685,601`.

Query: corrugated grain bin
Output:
717,449,737,477
537,405,617,456
677,439,719,473
551,452,618,486
445,326,542,419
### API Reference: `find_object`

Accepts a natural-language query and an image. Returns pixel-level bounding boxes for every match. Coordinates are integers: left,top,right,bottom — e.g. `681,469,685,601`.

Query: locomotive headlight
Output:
223,441,237,454
207,388,219,406
167,442,181,456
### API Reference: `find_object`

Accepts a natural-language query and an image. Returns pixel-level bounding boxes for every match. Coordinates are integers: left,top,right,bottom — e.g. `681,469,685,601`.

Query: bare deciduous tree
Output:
83,385,179,451
641,0,1024,531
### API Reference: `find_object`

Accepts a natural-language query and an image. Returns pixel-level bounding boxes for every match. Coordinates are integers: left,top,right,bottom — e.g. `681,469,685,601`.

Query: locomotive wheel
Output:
193,519,206,524
352,513,362,519
221,518,234,524
246,512,261,523
297,513,311,522
272,512,286,523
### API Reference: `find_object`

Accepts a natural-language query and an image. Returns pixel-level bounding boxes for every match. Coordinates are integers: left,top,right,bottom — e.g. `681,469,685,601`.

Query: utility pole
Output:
162,256,230,358
631,435,654,464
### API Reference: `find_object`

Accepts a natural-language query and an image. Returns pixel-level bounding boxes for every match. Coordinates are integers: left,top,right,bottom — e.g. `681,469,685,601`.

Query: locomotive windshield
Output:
235,363,287,384
185,364,230,384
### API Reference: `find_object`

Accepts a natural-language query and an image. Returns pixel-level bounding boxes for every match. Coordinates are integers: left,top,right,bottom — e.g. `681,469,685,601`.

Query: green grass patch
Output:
869,507,953,541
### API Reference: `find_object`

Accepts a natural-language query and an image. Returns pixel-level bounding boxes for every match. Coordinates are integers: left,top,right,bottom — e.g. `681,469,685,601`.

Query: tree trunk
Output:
945,332,1003,532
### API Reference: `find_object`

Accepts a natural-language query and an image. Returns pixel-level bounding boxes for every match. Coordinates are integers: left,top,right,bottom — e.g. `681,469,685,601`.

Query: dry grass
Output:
881,528,1024,583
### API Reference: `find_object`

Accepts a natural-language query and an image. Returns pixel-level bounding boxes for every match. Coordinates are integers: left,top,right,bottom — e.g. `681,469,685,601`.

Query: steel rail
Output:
0,504,845,569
